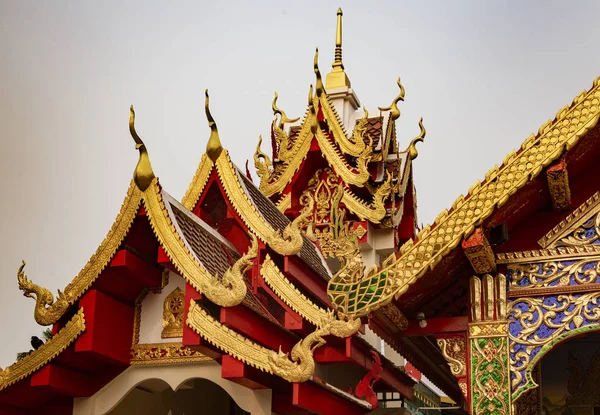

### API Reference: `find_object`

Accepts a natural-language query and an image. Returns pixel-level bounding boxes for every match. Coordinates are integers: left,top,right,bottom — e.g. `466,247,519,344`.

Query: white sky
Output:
0,0,599,368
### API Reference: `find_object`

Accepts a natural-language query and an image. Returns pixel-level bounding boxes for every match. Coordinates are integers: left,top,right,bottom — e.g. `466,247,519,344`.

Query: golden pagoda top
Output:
325,8,351,89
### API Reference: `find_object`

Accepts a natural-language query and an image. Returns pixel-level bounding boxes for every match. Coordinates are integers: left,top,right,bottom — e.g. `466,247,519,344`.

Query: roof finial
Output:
272,92,299,125
314,48,324,97
407,118,426,160
325,8,351,89
129,105,155,191
205,89,223,162
378,78,405,121
333,8,344,70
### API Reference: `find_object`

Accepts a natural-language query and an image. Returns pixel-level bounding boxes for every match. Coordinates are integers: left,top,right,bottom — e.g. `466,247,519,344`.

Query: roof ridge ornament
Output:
272,92,299,125
314,49,324,97
205,89,223,162
325,8,351,89
378,78,405,121
129,105,156,192
407,117,426,160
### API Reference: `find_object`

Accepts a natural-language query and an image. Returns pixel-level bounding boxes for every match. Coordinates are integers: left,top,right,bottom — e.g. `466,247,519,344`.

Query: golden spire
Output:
325,8,351,89
205,89,223,162
129,105,155,191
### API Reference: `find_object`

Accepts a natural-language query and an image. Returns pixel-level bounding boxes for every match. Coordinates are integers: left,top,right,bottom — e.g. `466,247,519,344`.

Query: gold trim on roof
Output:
187,300,272,372
276,193,292,213
19,181,142,326
143,178,250,307
328,76,600,318
261,255,331,325
181,153,214,210
216,149,306,256
538,191,600,248
0,308,86,391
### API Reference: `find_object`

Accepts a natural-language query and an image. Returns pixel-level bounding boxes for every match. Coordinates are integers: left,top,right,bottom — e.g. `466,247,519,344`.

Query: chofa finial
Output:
325,8,351,89
205,89,223,162
314,48,324,97
129,105,155,191
407,117,426,160
378,77,405,121
272,92,299,125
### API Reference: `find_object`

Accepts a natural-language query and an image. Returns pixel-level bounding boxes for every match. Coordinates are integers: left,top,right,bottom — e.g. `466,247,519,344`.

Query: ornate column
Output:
468,274,511,415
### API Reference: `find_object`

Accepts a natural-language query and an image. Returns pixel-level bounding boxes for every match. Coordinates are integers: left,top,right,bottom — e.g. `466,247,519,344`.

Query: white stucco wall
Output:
73,362,273,415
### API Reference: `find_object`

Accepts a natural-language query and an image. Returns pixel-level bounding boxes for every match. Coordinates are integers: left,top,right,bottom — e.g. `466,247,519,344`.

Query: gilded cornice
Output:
496,245,600,264
181,153,214,210
328,76,600,318
131,343,212,365
0,308,86,391
538,191,600,248
19,181,142,325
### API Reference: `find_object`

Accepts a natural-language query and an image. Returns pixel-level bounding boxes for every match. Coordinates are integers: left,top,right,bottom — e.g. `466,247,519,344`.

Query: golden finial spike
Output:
333,8,343,69
407,117,426,160
314,48,324,97
205,89,223,162
325,8,351,89
378,77,405,121
129,105,155,192
272,92,299,125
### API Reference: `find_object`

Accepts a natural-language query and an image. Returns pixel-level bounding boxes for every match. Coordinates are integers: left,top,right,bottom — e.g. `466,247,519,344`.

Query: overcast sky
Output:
0,0,599,368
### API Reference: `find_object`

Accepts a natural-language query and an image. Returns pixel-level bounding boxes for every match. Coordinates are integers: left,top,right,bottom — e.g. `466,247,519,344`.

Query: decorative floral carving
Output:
508,292,600,401
131,343,211,365
438,336,467,377
508,257,600,289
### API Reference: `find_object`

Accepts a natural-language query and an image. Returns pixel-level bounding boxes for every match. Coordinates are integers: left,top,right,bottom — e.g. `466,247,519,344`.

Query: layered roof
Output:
253,50,424,227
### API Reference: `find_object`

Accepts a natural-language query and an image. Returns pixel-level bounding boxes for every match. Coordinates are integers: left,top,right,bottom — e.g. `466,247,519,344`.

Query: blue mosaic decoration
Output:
508,292,600,401
507,257,600,289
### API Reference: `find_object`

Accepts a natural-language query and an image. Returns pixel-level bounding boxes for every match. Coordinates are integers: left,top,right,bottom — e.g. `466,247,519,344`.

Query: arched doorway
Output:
538,331,600,415
107,377,251,415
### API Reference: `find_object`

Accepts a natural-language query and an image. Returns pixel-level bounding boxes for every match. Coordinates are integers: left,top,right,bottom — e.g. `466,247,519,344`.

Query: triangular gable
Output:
538,191,600,248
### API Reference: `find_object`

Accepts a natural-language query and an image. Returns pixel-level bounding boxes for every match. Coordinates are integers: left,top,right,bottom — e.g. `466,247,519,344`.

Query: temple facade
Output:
2,7,600,415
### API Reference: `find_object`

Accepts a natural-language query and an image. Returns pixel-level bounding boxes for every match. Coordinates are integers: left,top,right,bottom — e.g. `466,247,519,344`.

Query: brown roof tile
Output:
165,193,239,279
